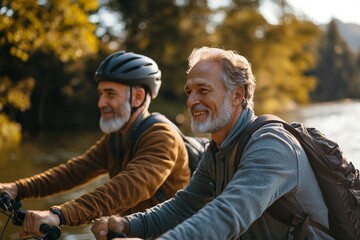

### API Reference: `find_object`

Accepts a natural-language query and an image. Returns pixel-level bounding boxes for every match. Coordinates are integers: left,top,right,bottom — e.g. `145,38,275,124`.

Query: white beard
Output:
191,93,232,134
99,102,131,134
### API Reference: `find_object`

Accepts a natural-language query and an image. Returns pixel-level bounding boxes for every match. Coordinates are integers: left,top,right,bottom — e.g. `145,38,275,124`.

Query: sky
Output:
211,0,360,26
285,0,360,25
99,0,360,36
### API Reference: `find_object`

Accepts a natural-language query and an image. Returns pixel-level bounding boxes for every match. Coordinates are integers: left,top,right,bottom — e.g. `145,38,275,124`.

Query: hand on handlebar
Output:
0,182,18,200
19,210,61,239
91,215,129,240
0,193,61,240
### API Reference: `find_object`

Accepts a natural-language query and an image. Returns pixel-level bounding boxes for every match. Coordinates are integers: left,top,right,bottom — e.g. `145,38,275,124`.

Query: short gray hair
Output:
187,47,256,109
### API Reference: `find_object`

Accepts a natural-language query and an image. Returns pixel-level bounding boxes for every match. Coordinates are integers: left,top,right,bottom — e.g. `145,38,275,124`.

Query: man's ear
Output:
132,87,146,107
232,86,245,106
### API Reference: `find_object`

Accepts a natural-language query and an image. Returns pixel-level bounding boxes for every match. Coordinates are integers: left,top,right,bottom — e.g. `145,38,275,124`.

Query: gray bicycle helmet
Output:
94,51,162,99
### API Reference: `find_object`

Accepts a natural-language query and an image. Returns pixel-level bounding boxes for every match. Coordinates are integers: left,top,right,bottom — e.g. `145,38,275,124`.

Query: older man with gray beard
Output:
0,51,190,238
91,46,333,240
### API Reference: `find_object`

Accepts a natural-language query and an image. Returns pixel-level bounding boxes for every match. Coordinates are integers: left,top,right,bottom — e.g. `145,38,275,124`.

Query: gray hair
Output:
187,47,256,109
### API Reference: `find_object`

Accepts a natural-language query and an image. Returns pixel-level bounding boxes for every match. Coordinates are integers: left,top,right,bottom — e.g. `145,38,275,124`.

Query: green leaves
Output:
0,0,100,147
0,0,99,62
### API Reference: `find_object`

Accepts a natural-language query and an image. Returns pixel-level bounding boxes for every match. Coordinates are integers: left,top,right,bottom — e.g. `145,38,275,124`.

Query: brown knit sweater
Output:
15,113,190,225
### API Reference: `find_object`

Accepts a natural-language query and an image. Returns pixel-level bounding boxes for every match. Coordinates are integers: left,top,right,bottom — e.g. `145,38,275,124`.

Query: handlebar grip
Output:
39,224,61,240
107,231,127,239
0,192,12,211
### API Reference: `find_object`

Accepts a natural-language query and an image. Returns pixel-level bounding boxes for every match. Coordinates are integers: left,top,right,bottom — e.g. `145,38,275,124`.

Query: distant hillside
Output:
321,19,360,52
336,19,360,52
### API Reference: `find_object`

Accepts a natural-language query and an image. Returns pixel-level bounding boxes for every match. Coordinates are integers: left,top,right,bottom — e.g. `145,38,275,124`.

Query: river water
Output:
0,100,360,239
281,100,360,168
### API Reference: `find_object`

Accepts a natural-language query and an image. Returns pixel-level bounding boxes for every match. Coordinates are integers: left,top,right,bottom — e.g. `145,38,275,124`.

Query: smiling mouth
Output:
192,110,207,117
101,107,115,118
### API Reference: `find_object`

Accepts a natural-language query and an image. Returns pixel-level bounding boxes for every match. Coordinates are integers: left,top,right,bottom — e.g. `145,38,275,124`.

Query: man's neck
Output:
212,108,243,147
120,108,147,135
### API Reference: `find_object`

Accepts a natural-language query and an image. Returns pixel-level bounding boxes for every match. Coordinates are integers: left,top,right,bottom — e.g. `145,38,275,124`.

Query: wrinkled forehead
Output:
188,59,221,75
186,60,223,86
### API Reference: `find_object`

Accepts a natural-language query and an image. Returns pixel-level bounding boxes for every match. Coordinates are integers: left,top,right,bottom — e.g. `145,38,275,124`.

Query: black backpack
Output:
233,114,360,240
132,112,209,175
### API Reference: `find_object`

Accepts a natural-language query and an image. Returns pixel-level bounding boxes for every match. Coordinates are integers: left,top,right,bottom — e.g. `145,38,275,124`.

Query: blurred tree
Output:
0,0,100,140
216,1,320,114
311,20,357,101
2,0,357,142
253,18,320,114
0,76,34,146
106,0,212,117
0,0,99,61
102,0,323,117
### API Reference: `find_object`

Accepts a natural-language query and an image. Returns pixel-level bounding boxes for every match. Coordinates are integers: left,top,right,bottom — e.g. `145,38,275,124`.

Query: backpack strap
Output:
233,114,287,169
131,112,185,155
132,113,165,150
131,113,180,203
232,114,335,240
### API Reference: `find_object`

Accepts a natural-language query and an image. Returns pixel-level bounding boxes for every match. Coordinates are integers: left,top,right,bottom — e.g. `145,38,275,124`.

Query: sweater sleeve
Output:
53,123,188,226
126,125,301,239
15,136,109,199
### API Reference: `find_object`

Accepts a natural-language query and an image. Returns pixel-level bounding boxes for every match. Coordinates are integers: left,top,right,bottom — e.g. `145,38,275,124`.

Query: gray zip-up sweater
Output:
125,109,334,239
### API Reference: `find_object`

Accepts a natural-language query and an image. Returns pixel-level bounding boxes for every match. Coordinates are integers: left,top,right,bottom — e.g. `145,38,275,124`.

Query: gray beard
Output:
191,94,232,134
99,115,129,134
99,102,131,134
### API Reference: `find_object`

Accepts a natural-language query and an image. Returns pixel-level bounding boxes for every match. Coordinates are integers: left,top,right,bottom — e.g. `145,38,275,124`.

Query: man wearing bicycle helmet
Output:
0,51,190,237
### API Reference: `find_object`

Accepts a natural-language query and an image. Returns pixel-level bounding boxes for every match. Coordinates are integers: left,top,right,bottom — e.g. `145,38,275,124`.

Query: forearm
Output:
159,130,299,239
15,165,79,198
15,137,108,199
130,129,299,240
16,144,108,199
54,160,178,226
126,169,213,238
15,159,103,199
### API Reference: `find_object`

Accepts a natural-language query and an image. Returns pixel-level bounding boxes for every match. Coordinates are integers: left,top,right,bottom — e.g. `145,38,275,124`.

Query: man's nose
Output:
186,92,200,108
98,95,107,109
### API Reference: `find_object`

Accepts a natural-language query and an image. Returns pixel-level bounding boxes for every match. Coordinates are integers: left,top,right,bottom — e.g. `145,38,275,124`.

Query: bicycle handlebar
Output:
107,231,127,239
39,224,62,240
0,192,13,212
0,192,61,240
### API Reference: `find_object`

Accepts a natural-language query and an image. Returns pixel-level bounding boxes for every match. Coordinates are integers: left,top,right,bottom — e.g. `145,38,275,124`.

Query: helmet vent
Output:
95,51,161,99
149,71,159,76
110,56,140,73
122,65,141,73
